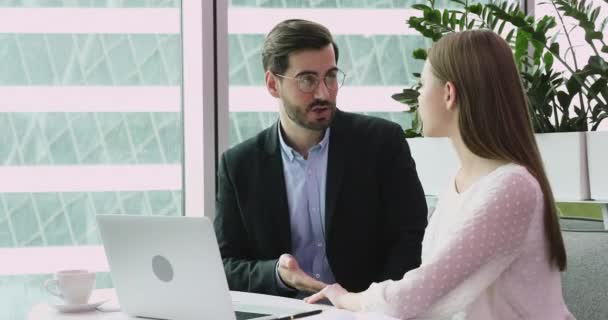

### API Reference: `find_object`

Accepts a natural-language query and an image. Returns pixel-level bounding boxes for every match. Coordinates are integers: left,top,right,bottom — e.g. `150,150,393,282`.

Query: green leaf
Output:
566,76,582,97
601,17,608,32
536,15,557,33
412,4,431,11
412,48,428,60
505,29,515,43
530,29,547,44
602,45,608,54
549,42,560,55
543,52,554,71
481,5,488,20
591,102,603,118
450,0,466,6
584,31,602,43
591,114,608,131
450,11,457,30
468,3,483,15
467,19,476,30
541,97,553,117
491,15,499,29
557,91,572,109
424,9,442,24
404,128,422,138
590,7,600,23
532,41,544,65
592,31,603,40
392,89,420,105
431,32,443,42
514,29,529,67
497,20,507,35
407,16,420,28
458,13,465,30
588,55,608,74
589,78,608,102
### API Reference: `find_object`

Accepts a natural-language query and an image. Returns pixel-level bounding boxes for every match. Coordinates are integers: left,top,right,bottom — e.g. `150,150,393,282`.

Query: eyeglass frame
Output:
272,68,346,93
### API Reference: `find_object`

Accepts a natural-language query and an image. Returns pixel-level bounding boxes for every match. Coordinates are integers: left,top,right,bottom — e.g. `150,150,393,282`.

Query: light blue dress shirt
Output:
275,123,336,290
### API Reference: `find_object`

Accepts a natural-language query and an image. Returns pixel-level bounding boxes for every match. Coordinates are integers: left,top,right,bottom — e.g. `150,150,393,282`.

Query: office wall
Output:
0,1,182,319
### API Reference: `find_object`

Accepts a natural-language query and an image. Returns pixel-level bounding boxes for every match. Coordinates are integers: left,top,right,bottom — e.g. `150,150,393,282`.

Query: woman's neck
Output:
450,133,509,193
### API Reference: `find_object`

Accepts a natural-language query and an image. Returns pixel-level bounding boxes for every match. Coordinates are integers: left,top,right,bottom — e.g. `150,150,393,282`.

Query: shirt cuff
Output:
275,261,297,292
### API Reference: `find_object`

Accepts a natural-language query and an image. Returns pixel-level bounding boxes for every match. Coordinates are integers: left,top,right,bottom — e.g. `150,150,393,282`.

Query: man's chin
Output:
306,111,335,130
304,118,332,131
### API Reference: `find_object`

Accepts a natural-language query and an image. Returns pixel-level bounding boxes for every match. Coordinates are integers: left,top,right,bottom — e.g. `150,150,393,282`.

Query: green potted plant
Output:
394,0,608,200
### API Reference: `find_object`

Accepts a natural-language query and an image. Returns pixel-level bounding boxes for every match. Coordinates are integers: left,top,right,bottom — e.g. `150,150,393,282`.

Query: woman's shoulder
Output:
493,163,540,188
450,163,543,229
470,163,542,204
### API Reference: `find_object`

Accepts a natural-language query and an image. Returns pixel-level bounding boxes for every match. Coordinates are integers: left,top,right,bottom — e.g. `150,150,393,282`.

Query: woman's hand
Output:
304,284,362,311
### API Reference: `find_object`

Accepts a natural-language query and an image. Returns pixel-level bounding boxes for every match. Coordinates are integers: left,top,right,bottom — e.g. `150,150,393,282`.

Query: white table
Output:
28,288,397,320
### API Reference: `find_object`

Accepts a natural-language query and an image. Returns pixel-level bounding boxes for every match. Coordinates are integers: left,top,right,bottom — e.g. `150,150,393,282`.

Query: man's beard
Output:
282,98,336,131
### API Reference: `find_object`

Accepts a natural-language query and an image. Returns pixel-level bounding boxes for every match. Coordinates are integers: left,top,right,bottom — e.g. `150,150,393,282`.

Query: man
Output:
214,19,427,298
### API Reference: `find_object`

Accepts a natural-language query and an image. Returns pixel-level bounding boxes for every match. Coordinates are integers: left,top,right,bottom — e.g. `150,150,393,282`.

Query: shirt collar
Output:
278,122,331,162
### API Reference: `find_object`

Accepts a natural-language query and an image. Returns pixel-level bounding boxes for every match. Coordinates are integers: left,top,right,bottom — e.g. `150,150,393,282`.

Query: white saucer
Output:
50,300,108,313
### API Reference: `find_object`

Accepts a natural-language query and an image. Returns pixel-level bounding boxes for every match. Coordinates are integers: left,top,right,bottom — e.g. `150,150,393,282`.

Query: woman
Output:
305,30,575,319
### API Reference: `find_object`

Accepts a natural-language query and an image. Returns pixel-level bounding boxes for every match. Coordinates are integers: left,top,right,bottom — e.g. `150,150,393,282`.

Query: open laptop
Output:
96,214,301,320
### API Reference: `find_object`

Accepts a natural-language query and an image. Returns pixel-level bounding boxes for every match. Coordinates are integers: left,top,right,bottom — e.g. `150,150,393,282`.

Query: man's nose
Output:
313,79,331,100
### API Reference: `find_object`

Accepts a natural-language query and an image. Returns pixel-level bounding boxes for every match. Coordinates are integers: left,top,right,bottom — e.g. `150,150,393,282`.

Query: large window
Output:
0,1,183,319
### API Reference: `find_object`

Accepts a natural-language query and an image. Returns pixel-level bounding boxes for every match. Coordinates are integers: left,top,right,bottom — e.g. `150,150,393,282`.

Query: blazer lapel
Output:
263,122,292,253
325,111,346,238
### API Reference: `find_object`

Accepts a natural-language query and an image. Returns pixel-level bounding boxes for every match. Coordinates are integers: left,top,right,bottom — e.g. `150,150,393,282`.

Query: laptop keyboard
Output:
235,311,269,320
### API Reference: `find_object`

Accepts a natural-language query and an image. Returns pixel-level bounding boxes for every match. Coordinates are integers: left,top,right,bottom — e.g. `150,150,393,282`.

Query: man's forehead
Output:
285,46,336,74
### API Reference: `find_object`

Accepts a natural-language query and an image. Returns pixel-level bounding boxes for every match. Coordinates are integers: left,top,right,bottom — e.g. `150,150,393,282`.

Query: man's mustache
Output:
308,100,335,111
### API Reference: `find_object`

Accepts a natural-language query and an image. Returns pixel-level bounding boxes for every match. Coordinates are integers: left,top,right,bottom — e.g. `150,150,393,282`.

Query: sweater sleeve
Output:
360,169,542,319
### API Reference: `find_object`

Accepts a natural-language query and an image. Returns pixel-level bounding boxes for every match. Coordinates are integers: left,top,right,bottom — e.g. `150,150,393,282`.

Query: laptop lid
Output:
97,214,261,320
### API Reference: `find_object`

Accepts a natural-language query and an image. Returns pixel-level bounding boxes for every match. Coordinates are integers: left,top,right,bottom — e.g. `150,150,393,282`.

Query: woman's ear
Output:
265,71,280,98
444,81,458,111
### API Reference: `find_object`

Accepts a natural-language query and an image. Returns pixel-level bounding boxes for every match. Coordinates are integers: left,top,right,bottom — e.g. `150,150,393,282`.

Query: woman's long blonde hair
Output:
427,30,566,271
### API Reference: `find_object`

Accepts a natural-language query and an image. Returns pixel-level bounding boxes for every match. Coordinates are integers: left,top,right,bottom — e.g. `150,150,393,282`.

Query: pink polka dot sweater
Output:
360,163,575,320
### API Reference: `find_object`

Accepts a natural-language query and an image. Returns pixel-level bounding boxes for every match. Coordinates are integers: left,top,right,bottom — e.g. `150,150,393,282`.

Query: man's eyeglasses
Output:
274,69,346,93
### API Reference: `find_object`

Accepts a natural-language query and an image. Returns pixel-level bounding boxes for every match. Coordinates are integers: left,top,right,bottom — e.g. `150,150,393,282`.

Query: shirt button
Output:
317,242,323,247
315,274,321,279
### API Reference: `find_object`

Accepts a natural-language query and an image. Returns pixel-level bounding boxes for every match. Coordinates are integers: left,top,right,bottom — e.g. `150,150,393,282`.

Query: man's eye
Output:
300,76,317,86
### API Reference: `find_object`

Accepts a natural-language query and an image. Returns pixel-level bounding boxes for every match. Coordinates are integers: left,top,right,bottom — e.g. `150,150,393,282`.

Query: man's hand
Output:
278,254,328,293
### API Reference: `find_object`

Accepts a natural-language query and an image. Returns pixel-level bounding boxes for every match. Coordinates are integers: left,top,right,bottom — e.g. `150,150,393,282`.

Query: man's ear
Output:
265,71,280,98
444,81,458,111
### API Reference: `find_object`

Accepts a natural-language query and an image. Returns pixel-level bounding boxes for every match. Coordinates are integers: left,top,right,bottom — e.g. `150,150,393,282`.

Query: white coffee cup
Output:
44,270,96,305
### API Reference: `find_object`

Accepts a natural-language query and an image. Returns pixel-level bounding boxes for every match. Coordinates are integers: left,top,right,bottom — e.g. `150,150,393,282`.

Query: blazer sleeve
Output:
377,124,428,281
214,153,286,296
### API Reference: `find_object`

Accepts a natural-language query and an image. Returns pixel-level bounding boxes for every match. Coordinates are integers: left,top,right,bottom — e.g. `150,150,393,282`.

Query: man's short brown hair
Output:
262,19,339,75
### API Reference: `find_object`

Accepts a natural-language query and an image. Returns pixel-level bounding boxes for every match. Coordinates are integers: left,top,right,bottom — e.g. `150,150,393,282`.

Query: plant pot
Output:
407,137,460,196
586,131,608,201
535,132,590,201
